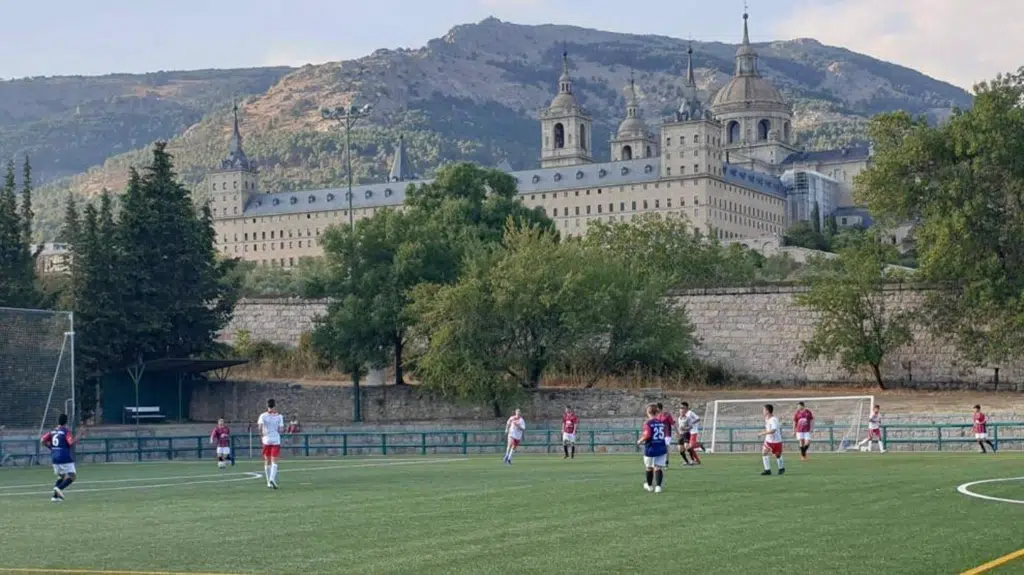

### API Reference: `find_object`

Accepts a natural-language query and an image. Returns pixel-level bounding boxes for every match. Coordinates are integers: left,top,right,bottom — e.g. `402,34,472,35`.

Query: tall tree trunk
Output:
870,363,886,390
393,335,404,386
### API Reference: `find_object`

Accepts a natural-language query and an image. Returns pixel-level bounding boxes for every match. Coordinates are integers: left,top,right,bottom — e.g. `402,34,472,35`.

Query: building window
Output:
575,206,580,216
631,201,636,211
608,203,613,212
693,134,699,144
620,202,625,211
597,205,602,214
586,205,591,215
643,200,648,209
694,164,699,173
666,167,672,176
666,137,672,147
667,199,672,208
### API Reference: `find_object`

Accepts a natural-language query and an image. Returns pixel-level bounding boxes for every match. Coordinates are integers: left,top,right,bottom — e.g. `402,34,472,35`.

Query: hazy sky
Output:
2,0,1016,90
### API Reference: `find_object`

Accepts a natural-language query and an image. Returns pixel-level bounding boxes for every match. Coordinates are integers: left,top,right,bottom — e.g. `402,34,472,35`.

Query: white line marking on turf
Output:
956,476,1024,505
0,457,443,490
0,458,467,498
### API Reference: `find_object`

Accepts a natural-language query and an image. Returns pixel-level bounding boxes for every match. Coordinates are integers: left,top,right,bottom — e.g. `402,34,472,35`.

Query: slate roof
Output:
781,146,871,166
241,157,785,216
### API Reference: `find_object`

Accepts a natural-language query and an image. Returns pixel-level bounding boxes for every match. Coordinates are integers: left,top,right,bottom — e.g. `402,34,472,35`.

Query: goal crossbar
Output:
705,395,875,454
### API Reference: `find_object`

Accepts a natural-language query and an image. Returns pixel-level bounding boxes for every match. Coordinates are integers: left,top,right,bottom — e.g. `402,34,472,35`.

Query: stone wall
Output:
190,381,670,425
223,290,1024,387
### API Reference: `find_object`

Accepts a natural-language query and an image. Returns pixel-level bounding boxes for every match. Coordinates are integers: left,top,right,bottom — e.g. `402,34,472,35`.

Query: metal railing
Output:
0,423,1020,465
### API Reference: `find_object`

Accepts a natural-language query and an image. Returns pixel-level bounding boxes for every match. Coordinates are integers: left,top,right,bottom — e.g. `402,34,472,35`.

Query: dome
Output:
617,116,645,137
549,92,579,110
711,75,787,110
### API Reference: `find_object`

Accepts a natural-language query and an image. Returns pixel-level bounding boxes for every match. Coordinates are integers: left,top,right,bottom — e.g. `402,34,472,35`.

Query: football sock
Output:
986,441,996,451
979,441,987,453
270,463,279,482
777,456,785,470
563,444,569,457
762,455,771,471
54,478,63,489
680,449,690,464
800,445,808,456
570,445,575,458
57,476,74,489
645,469,654,486
690,448,701,464
264,464,270,480
655,469,663,487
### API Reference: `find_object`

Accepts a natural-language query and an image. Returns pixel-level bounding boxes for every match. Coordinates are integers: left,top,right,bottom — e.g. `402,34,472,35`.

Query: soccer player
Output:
561,406,579,459
504,409,526,464
41,414,78,503
680,402,702,465
677,405,692,465
210,419,232,469
636,403,668,493
257,399,284,489
793,401,814,460
861,404,886,453
973,404,997,453
757,404,785,476
655,402,675,468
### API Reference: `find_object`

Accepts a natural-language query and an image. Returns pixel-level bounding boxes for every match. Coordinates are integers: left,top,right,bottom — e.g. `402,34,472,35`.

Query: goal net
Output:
0,307,75,434
703,395,874,454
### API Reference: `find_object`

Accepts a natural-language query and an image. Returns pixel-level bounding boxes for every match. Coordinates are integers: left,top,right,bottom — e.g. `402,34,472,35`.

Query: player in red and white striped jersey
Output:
973,405,997,453
859,404,886,453
561,406,579,459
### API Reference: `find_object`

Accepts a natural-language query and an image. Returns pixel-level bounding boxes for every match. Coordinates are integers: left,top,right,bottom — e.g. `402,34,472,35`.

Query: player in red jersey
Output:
973,405,997,453
210,419,232,469
793,401,814,461
561,406,579,459
656,403,676,468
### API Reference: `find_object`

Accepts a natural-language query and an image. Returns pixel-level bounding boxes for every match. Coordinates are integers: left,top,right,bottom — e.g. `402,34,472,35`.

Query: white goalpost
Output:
703,395,875,454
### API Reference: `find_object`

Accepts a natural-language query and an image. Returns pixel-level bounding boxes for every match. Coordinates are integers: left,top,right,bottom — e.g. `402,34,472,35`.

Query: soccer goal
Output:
0,307,75,435
703,395,874,454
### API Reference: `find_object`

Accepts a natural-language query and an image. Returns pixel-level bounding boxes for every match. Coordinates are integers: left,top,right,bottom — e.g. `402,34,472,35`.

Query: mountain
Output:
28,17,972,240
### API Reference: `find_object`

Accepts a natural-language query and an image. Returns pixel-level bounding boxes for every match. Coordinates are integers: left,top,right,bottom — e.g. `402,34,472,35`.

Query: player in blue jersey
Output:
636,403,668,493
41,414,78,503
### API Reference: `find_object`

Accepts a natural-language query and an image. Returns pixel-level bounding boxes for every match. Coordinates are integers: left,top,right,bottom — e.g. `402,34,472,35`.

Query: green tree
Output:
856,70,1024,364
115,143,238,366
796,234,913,389
314,208,455,388
811,202,822,234
0,159,40,308
412,225,594,413
784,220,830,251
584,215,756,288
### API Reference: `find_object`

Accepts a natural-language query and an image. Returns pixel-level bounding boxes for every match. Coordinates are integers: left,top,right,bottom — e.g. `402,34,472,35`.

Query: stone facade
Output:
225,289,1024,387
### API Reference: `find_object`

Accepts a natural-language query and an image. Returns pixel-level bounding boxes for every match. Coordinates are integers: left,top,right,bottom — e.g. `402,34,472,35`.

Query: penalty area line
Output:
960,547,1024,575
956,476,1024,505
0,457,467,498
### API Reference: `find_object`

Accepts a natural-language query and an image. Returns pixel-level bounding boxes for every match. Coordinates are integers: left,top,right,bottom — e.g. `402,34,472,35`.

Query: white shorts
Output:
797,432,812,441
216,446,231,456
643,455,667,469
562,433,576,444
975,432,988,440
53,463,76,476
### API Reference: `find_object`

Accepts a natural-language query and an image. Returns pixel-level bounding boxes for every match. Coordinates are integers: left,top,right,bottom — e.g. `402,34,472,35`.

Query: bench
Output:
123,406,167,424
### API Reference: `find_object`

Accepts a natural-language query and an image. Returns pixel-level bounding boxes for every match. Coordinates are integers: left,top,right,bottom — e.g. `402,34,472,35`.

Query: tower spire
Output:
685,43,696,88
221,100,251,170
742,3,750,46
734,8,759,76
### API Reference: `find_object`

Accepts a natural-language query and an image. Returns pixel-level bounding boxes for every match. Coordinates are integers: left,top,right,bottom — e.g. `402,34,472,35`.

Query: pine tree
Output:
20,157,33,248
0,159,38,308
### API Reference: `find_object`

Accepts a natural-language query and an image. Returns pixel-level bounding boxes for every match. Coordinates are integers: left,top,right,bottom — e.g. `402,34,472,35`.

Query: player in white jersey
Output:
757,404,785,476
257,398,285,489
680,402,702,465
857,404,886,453
504,409,526,464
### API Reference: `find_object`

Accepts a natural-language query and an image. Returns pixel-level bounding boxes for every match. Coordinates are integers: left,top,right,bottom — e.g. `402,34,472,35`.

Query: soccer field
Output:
0,453,1021,575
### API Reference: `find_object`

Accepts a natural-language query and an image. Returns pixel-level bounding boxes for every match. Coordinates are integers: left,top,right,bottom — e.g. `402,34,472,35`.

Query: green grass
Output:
0,453,1022,574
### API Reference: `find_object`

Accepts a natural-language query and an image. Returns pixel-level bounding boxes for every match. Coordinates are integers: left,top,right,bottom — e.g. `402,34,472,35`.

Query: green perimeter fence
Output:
1,423,1022,465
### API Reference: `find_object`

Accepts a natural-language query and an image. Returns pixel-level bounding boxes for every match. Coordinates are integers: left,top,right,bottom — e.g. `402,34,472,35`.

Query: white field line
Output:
0,457,467,498
956,476,1024,505
0,457,448,490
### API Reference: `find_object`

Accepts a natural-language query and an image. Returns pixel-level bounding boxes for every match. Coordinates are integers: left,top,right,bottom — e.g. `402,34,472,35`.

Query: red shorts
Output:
509,438,520,448
764,441,783,457
262,444,281,458
868,429,882,440
689,434,700,448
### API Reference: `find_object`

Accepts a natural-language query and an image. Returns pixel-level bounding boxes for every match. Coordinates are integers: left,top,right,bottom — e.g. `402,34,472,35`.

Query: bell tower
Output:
207,102,258,220
540,50,593,168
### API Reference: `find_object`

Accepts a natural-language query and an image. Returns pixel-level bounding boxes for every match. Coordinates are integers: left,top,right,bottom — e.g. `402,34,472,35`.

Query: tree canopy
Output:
856,69,1024,365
